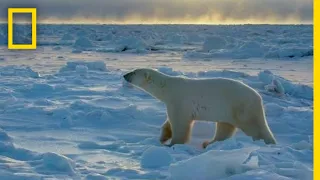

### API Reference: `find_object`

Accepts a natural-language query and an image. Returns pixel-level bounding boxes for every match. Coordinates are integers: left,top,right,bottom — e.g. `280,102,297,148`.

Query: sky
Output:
0,0,313,24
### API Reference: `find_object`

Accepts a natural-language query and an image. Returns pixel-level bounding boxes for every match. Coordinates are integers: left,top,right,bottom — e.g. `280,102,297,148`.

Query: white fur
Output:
124,68,277,148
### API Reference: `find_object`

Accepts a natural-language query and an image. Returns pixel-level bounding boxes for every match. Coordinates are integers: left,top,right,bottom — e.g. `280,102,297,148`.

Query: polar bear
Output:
123,68,276,148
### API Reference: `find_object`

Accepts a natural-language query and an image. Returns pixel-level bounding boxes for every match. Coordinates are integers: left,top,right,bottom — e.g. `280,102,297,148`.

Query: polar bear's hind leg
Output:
238,106,277,145
202,122,236,148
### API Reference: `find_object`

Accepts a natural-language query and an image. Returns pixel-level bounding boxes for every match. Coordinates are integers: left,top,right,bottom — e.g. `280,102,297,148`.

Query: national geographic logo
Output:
7,8,37,50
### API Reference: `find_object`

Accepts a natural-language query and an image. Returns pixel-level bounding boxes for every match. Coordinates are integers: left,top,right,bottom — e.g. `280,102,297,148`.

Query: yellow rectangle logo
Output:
8,8,37,50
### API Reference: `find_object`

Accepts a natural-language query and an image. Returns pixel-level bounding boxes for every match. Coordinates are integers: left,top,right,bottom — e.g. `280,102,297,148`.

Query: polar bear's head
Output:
123,68,158,87
123,68,170,101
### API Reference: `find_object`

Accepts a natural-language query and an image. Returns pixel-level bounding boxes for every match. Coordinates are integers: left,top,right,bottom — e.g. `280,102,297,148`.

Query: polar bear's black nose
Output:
123,72,133,82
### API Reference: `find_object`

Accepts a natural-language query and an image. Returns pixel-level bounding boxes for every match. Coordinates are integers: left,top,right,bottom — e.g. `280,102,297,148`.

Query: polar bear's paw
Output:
160,136,171,144
202,141,210,149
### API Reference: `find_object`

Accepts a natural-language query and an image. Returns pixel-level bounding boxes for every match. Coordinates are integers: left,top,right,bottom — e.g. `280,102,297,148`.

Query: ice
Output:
158,66,184,76
265,47,313,59
224,170,291,180
264,103,285,116
205,138,244,151
75,65,88,76
61,33,74,41
0,66,40,78
72,49,83,53
265,78,285,96
276,162,313,180
114,37,150,52
169,148,259,180
291,141,312,150
234,41,268,59
141,146,173,168
0,128,12,142
85,173,108,180
98,33,114,41
258,70,313,100
202,36,228,52
12,34,31,44
36,152,75,175
0,128,76,178
167,34,186,44
0,24,313,180
53,46,62,50
73,36,94,49
76,30,88,37
0,33,6,45
186,33,203,44
59,61,107,72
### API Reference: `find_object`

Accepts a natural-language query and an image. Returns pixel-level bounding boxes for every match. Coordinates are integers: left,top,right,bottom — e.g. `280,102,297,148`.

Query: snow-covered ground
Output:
0,24,313,180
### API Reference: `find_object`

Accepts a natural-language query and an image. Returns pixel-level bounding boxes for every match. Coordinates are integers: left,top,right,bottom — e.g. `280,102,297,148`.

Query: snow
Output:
169,147,259,180
0,24,313,180
141,146,173,168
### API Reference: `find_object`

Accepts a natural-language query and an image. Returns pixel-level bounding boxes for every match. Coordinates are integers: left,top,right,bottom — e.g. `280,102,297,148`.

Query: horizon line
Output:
0,22,313,26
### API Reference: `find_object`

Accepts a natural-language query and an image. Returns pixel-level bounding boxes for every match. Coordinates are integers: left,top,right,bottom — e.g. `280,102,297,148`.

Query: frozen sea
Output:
0,24,313,180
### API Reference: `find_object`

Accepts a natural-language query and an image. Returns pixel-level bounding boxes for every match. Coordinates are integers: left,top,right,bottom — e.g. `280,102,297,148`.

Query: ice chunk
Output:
75,65,88,76
141,146,173,168
114,37,149,52
73,37,94,49
291,140,312,150
169,147,258,180
59,61,107,72
36,152,75,175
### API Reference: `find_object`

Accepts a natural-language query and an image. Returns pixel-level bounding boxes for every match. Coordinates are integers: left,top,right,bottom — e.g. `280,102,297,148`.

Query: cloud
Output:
0,0,313,24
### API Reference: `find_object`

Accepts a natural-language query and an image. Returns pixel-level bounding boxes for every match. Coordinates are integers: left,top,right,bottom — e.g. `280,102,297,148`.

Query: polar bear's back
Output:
181,77,260,100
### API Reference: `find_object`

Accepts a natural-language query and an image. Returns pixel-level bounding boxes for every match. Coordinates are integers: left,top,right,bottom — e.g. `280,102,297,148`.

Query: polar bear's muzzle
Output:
123,72,134,82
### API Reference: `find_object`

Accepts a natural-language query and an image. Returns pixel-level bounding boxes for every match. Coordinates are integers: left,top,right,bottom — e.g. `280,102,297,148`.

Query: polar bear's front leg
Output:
159,119,172,144
166,110,193,147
